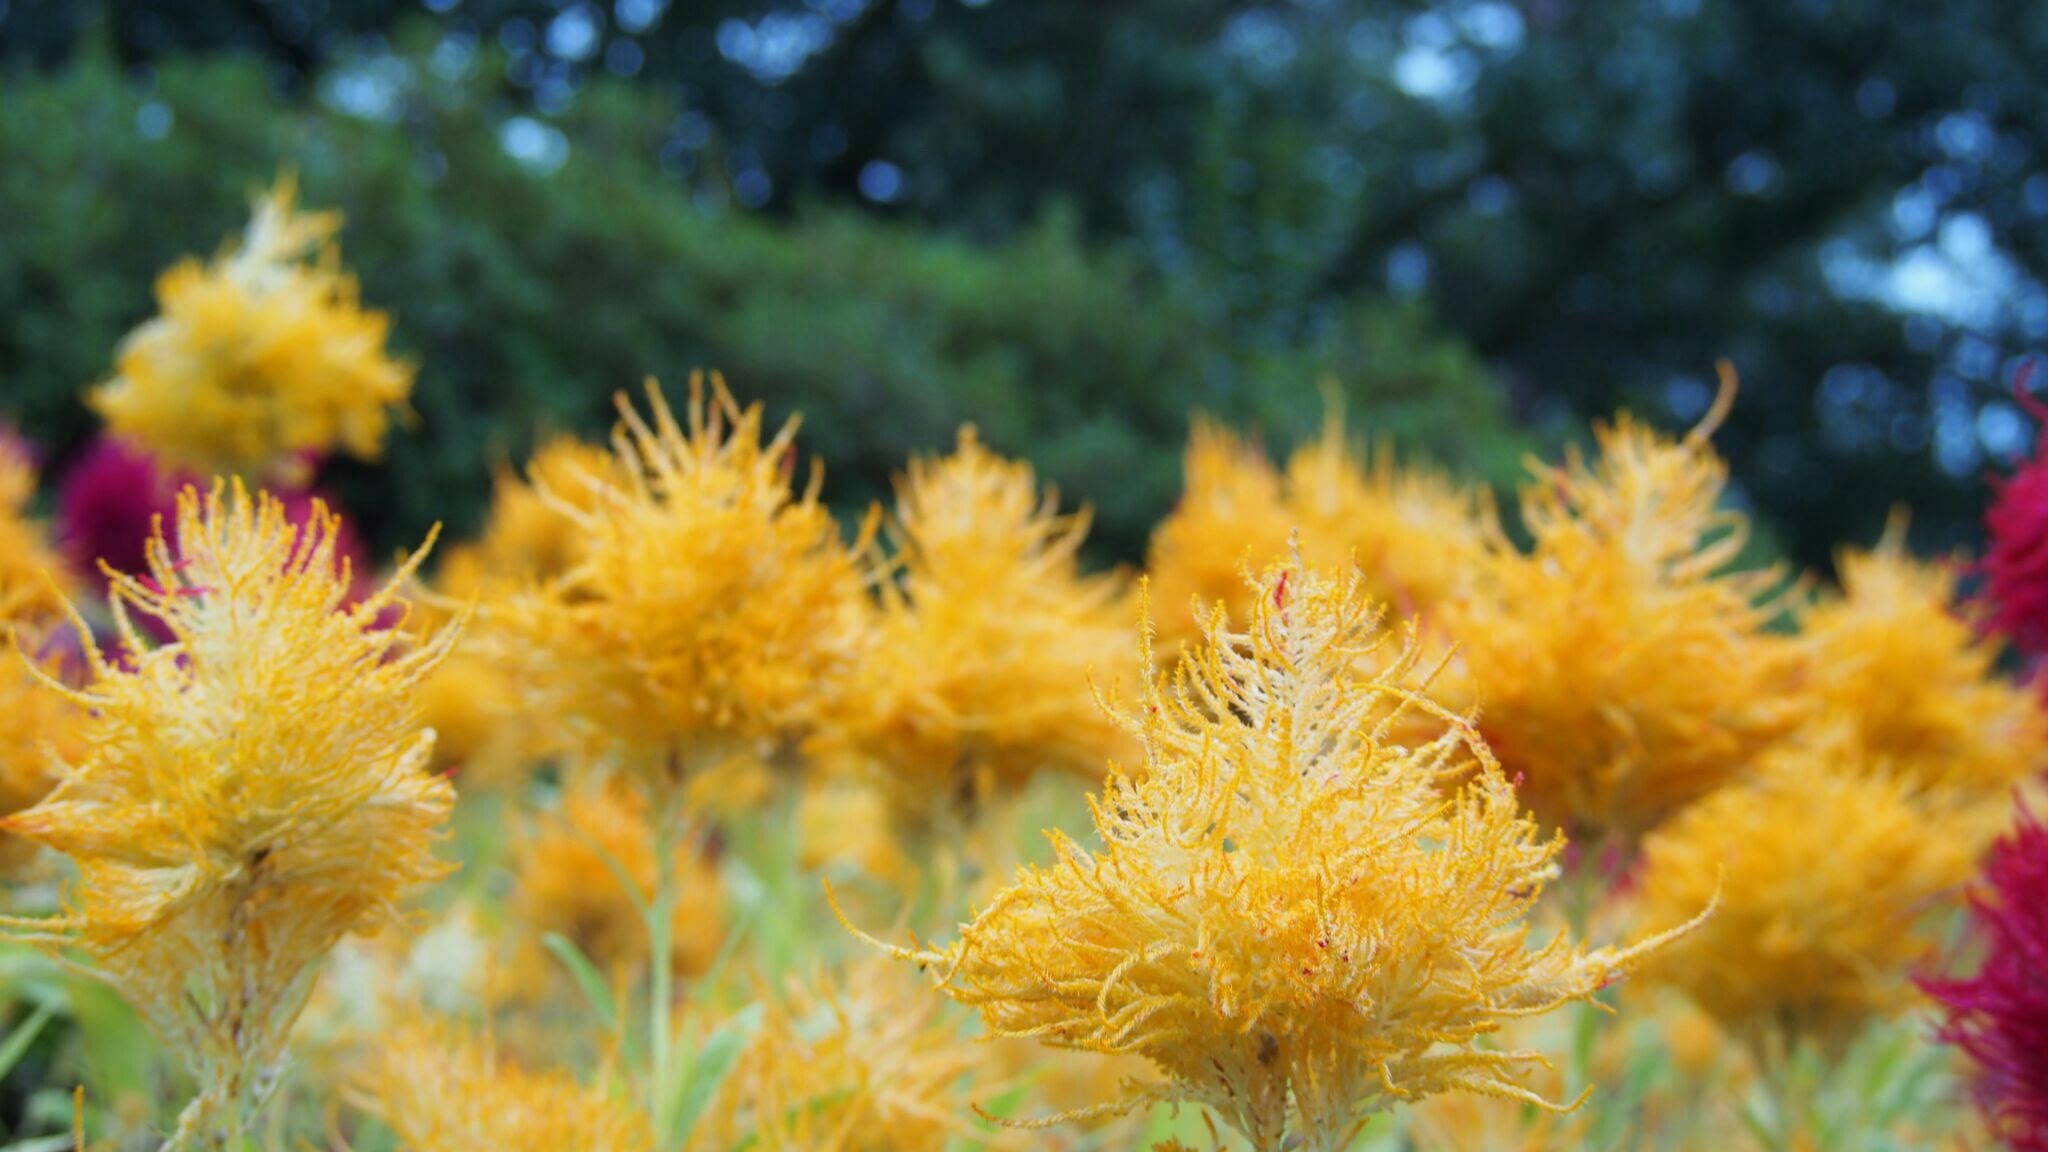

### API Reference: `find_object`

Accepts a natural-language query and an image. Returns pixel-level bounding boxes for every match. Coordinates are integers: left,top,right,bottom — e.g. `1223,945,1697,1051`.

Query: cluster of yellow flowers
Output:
90,179,413,484
1,180,2033,1152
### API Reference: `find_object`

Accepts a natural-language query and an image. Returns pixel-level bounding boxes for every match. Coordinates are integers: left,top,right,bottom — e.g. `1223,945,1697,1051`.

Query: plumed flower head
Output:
1446,376,1805,843
1983,371,2048,661
352,1017,653,1152
88,177,413,484
1924,805,2048,1151
437,433,619,598
860,555,1699,1152
813,427,1134,815
0,480,457,1142
1803,524,2046,807
485,374,873,789
0,432,70,625
504,782,725,1001
1145,419,1291,650
692,956,986,1152
1281,409,1489,620
1635,757,1976,1060
1145,413,1486,654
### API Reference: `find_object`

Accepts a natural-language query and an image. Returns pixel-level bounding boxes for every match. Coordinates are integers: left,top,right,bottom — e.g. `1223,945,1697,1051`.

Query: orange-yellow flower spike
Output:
860,555,1700,1152
1800,523,2048,809
812,427,1136,817
483,373,874,790
0,480,457,1147
352,1017,654,1152
1634,758,1978,1059
1446,380,1806,843
88,177,413,484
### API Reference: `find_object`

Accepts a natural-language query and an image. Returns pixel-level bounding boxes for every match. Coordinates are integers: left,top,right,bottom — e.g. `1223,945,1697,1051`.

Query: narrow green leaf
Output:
1,1134,79,1152
670,1002,764,1146
0,1001,57,1083
541,932,620,1035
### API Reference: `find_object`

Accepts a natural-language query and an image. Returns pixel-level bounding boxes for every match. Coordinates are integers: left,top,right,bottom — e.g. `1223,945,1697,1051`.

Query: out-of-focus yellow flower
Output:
352,1017,652,1152
504,783,725,1001
485,374,873,796
88,178,412,483
1800,525,2046,809
0,481,457,1147
1634,759,1975,1058
1146,414,1487,657
439,434,620,598
0,648,83,872
0,436,70,624
692,956,987,1152
860,556,1699,1151
798,776,915,889
813,428,1134,816
1404,1087,1585,1152
1145,419,1290,652
1281,410,1489,620
1446,379,1805,843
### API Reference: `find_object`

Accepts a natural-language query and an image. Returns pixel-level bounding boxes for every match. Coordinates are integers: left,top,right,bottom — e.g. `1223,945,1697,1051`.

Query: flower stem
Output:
648,778,684,1150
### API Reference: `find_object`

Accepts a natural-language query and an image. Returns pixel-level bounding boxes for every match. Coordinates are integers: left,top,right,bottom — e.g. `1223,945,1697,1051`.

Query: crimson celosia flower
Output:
57,435,364,586
1984,367,2048,661
1924,805,2048,1151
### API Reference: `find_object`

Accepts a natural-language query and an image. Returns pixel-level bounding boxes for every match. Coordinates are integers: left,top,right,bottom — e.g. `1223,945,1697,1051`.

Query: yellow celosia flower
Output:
485,374,873,793
813,427,1134,815
1634,758,1976,1058
88,177,412,483
0,649,82,872
1800,524,2046,807
692,956,987,1152
0,436,70,624
504,783,725,1000
857,557,1699,1152
439,434,620,598
1445,378,1805,843
352,1017,652,1152
1146,413,1488,652
1281,409,1490,619
1144,419,1291,651
0,481,457,1147
797,776,915,889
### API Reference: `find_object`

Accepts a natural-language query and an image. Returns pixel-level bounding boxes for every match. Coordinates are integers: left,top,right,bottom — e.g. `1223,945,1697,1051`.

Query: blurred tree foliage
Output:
0,45,1520,562
8,2,2048,563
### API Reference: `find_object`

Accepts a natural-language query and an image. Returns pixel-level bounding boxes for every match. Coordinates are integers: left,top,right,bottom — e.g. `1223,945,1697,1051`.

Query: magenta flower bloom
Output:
57,434,370,592
1923,805,2048,1150
1985,367,2048,661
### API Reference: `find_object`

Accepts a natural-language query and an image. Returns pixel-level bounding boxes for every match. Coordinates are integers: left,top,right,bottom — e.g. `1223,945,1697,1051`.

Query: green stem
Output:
649,792,680,1149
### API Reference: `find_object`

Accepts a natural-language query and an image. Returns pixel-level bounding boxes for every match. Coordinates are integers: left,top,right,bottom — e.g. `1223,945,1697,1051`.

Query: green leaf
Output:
0,1001,57,1082
541,932,620,1035
669,1002,764,1146
1,1134,80,1152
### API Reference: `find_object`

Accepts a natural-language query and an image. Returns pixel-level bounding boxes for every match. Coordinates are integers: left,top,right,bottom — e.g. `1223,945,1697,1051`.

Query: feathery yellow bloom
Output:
352,1017,653,1152
0,648,83,872
1445,380,1805,843
1800,525,2046,806
1634,758,1975,1058
485,374,873,791
439,434,620,598
0,436,70,624
504,783,725,1000
1281,410,1490,620
861,557,1698,1152
0,481,456,1147
692,956,988,1152
1145,419,1291,651
88,178,412,483
814,427,1134,815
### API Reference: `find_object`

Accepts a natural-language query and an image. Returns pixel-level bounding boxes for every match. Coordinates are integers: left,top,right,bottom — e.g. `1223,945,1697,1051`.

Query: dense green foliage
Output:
0,48,1521,560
